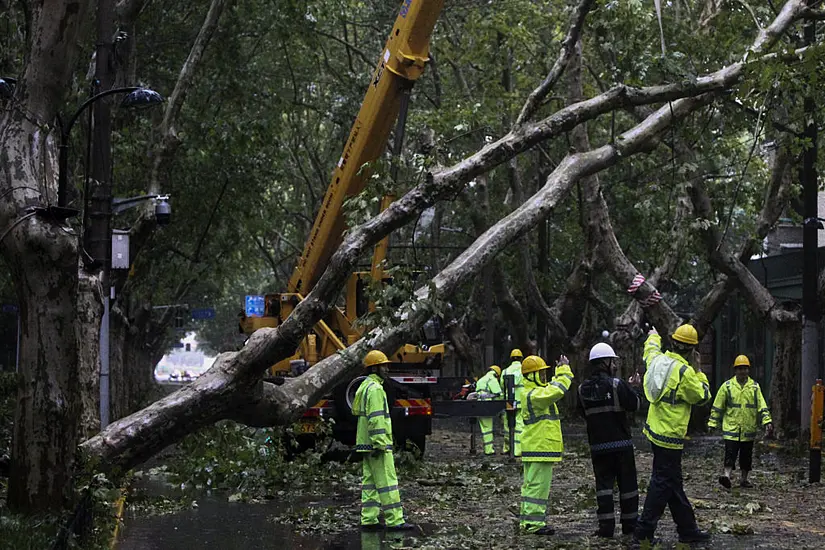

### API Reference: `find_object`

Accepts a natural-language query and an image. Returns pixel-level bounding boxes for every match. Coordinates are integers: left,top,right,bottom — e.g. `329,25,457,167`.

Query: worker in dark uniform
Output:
578,342,640,538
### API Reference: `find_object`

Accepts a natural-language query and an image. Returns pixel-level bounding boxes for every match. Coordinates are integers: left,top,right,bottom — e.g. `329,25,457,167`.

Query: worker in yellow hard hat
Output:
633,324,711,546
352,350,415,531
474,365,503,455
518,354,574,535
502,349,525,456
708,354,773,489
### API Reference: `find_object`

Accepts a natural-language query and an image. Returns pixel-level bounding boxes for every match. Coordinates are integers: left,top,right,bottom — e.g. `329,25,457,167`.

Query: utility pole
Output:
87,0,116,429
801,6,820,483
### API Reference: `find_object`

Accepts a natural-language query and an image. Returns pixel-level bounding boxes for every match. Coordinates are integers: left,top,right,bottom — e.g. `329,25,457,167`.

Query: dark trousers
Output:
634,443,698,540
724,440,754,471
592,448,638,534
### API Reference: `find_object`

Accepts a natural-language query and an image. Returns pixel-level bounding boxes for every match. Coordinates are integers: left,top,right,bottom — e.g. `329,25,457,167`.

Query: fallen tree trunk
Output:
80,0,809,475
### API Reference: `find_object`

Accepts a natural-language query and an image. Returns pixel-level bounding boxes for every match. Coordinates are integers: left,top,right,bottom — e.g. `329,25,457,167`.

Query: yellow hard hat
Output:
510,349,524,359
364,350,390,368
521,355,550,375
733,355,751,368
489,365,501,376
672,324,699,345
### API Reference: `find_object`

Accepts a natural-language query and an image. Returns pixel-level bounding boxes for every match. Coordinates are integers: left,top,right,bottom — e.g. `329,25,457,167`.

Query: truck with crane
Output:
239,0,447,454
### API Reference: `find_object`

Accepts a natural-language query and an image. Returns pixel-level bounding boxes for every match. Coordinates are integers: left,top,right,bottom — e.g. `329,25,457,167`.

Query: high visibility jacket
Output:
352,374,393,452
520,364,574,462
475,371,502,401
708,376,771,441
503,360,524,408
642,333,711,450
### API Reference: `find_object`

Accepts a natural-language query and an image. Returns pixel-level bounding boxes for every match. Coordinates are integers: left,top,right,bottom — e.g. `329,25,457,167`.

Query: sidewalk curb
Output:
109,487,128,549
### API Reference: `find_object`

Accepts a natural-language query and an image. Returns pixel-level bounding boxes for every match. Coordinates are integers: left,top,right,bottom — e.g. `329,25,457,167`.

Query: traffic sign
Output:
191,307,215,320
172,342,185,348
245,295,265,318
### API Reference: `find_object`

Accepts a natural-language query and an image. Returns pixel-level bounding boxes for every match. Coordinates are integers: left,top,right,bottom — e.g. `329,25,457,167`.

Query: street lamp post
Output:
100,193,171,428
56,85,162,429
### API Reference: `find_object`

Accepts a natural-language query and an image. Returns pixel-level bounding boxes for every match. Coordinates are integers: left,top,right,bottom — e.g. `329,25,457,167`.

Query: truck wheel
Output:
333,376,364,422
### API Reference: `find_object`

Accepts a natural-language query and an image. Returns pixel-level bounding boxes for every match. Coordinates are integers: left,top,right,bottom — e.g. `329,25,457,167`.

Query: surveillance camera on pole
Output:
154,195,171,226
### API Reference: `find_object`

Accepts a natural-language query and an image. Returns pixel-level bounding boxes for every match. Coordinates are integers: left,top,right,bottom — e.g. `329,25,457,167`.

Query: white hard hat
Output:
589,342,618,361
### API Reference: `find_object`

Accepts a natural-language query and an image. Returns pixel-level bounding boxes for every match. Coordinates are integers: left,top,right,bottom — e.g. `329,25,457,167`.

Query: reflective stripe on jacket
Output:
502,361,524,408
476,371,502,401
708,376,771,441
642,333,711,450
352,374,393,452
520,364,574,462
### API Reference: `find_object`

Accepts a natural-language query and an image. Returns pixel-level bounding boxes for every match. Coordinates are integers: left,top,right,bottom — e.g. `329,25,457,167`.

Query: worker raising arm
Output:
633,325,711,546
518,355,574,535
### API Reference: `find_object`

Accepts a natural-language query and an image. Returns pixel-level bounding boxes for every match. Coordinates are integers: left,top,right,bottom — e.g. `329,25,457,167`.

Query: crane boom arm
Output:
288,0,445,295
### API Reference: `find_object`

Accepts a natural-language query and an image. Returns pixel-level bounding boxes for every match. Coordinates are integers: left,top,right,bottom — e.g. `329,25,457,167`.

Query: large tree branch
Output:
609,103,701,343
649,190,693,287
687,153,795,324
250,94,717,425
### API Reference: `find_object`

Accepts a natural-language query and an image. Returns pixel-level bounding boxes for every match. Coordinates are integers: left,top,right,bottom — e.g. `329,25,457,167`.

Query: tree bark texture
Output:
445,318,482,378
770,318,802,437
109,307,157,421
0,0,95,512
